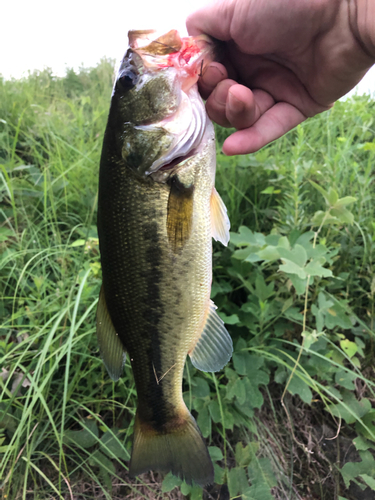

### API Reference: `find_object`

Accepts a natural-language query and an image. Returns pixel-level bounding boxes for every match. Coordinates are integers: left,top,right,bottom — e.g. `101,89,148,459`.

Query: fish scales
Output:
97,29,233,486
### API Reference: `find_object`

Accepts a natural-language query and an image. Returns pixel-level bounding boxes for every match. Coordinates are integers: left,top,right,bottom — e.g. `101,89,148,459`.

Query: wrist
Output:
350,0,375,61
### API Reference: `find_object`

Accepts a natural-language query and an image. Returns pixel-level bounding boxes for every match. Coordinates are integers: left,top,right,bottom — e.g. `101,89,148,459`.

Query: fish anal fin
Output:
167,176,194,253
189,300,233,372
129,410,214,487
211,187,230,246
96,286,126,381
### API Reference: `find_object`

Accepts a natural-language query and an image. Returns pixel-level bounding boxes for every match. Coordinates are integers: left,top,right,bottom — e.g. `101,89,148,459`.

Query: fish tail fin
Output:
129,409,214,487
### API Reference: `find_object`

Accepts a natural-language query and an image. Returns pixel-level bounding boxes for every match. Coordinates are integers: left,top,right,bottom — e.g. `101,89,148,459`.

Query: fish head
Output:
105,29,216,178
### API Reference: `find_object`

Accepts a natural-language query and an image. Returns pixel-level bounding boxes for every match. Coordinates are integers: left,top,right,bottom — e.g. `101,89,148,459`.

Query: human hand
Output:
187,0,375,155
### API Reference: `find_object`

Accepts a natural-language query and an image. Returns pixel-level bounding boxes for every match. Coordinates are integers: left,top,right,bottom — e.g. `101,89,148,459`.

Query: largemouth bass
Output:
97,29,232,486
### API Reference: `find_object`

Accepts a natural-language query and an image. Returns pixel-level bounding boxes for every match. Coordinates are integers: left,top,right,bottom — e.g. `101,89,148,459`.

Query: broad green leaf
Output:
255,275,274,302
279,260,306,279
277,236,290,249
191,377,210,399
278,244,307,267
233,352,249,376
287,375,313,404
340,339,358,358
242,377,264,409
261,186,276,194
230,227,266,247
326,187,339,206
228,466,249,497
69,239,86,247
235,442,253,467
331,206,354,224
334,196,357,207
64,419,98,448
257,245,280,261
213,463,225,484
304,260,332,278
100,429,129,460
309,180,330,203
359,474,375,489
208,400,221,424
288,274,308,295
246,359,269,385
190,485,203,500
197,405,211,438
223,406,235,430
180,481,191,495
235,378,247,406
294,231,315,248
162,472,182,493
89,450,115,474
281,296,294,313
335,369,356,390
208,446,223,462
312,210,339,226
340,451,375,488
327,391,371,424
356,410,375,441
233,247,256,260
301,330,321,351
353,436,372,451
248,457,277,500
0,410,17,433
219,313,239,325
0,227,14,242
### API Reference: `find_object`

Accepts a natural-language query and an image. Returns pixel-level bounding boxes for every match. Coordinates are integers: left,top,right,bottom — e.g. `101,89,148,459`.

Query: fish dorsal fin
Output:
210,188,230,246
96,286,126,381
167,176,194,253
189,300,233,372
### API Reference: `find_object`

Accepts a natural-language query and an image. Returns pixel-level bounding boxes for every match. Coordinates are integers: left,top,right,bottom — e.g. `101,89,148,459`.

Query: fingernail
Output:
213,84,228,106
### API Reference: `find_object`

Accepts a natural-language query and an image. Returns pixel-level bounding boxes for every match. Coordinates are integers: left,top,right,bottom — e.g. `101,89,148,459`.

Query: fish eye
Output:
117,69,139,92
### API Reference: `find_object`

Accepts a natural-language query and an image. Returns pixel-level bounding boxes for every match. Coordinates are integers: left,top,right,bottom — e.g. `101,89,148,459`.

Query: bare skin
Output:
186,0,375,155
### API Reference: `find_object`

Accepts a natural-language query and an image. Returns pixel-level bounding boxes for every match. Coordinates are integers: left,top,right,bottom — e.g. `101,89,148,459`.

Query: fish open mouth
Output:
125,30,215,177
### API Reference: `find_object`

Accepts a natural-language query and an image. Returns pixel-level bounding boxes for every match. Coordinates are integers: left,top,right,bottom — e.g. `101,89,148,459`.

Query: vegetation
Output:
0,62,374,499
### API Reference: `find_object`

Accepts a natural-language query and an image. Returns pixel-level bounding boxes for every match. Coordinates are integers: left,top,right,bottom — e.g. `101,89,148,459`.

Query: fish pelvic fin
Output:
129,410,214,487
189,300,233,372
211,187,230,246
96,286,126,381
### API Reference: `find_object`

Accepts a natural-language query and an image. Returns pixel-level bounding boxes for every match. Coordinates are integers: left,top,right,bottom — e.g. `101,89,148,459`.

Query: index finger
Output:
186,1,235,39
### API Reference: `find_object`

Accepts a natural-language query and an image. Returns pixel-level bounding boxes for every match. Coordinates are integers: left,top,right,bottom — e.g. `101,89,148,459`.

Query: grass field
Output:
0,62,374,499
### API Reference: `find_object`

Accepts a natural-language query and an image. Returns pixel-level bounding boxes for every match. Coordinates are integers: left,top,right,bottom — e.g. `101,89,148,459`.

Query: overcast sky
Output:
1,0,374,97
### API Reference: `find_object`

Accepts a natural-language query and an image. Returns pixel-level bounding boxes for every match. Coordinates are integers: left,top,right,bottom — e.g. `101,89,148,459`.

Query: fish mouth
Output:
125,30,215,178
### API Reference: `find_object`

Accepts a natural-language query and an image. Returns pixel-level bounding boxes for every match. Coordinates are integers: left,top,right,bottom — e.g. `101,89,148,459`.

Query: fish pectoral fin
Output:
96,286,126,381
189,300,233,372
210,187,230,246
167,175,194,253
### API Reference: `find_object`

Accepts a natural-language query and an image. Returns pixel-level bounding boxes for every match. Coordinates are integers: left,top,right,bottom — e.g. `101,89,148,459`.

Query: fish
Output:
96,29,232,487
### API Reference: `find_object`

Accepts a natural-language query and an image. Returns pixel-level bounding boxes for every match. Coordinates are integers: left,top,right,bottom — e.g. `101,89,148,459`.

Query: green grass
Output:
0,63,374,499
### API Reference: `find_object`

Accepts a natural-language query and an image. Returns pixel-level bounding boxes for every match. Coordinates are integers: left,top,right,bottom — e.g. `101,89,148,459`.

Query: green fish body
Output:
97,30,232,486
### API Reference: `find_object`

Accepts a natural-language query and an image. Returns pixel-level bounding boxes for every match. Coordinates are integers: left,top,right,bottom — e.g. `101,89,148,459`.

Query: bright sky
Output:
1,0,374,97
